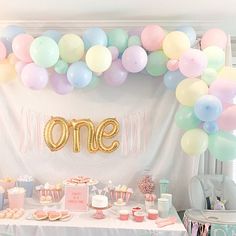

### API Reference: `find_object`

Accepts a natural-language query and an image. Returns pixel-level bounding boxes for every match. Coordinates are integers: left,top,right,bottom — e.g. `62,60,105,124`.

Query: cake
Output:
92,195,108,208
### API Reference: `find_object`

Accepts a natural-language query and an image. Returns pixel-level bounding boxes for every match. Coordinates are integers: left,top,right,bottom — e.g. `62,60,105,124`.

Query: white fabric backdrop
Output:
0,72,199,211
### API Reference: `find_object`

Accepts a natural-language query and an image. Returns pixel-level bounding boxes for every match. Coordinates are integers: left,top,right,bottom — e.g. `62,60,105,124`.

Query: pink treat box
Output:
64,184,89,212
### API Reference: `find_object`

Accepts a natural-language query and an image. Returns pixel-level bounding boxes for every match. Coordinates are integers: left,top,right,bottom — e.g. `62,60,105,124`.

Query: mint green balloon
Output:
30,36,59,68
87,75,100,89
128,35,141,47
54,59,68,74
201,68,217,85
108,29,128,53
146,51,168,76
208,131,236,161
203,46,225,71
175,106,201,130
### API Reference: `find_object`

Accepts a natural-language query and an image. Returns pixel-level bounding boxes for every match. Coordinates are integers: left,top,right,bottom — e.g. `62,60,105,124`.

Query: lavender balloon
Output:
122,46,147,73
21,63,48,90
103,59,128,86
50,72,73,95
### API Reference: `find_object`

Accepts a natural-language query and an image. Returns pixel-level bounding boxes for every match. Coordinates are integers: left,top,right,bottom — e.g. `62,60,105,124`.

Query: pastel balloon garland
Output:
0,24,235,161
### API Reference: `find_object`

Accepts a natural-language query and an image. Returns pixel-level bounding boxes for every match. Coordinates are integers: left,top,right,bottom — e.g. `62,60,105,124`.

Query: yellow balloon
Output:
0,63,16,83
163,31,190,59
8,53,18,65
176,78,208,106
58,34,84,63
218,66,236,80
85,45,112,73
181,129,208,156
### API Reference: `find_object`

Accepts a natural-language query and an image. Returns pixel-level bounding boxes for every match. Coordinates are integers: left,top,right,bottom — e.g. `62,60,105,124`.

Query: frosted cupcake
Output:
17,175,34,198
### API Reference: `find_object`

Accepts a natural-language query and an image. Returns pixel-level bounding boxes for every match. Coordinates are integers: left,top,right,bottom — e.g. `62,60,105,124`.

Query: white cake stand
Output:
89,204,112,219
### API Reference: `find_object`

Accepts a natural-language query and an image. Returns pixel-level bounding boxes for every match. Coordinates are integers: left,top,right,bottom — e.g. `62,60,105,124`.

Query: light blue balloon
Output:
83,27,107,49
177,26,196,46
194,95,222,122
67,62,92,88
42,30,62,43
203,121,219,134
163,70,185,90
1,25,25,42
0,37,12,54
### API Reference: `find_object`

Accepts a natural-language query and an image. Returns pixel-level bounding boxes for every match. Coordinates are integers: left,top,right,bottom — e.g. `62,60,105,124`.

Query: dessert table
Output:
0,201,187,236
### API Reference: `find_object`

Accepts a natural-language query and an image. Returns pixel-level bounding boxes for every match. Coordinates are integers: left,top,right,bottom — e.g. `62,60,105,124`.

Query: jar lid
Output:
159,179,169,184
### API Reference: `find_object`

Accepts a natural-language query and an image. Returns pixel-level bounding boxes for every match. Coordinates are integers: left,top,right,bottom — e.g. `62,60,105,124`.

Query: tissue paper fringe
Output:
19,108,149,155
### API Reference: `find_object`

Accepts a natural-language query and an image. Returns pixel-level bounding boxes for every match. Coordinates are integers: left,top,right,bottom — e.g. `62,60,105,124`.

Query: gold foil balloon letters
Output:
44,117,120,153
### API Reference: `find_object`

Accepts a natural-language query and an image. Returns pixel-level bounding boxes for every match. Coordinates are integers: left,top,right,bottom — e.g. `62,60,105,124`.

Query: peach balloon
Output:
201,28,227,49
218,106,236,131
141,25,165,51
167,59,179,71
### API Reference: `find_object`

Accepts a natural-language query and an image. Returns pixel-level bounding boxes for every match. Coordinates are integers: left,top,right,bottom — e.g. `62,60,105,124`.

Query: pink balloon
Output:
122,46,147,73
141,25,165,51
12,34,34,63
103,59,128,86
209,79,236,104
50,72,73,95
108,46,119,61
179,49,208,77
21,63,48,90
15,61,27,75
0,41,6,60
218,106,236,131
201,28,227,49
167,59,179,71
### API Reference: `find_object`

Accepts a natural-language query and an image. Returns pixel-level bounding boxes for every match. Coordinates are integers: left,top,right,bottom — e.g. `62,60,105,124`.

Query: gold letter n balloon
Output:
44,117,120,153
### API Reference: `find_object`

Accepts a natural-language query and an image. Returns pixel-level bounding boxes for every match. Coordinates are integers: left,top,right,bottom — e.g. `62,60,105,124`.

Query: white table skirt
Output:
0,202,187,236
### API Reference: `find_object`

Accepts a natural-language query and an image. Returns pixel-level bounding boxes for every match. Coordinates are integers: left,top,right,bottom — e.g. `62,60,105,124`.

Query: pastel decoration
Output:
122,46,147,73
12,34,34,63
15,61,26,75
0,25,25,42
58,34,84,63
179,49,208,77
201,28,227,49
50,72,73,95
30,36,59,68
21,63,48,90
67,61,92,88
0,38,12,54
103,59,128,86
209,79,236,104
86,75,100,89
108,46,119,61
203,121,219,134
128,35,141,47
163,31,191,59
201,68,217,85
166,59,179,71
7,53,18,65
218,66,236,80
83,27,107,49
181,129,208,156
85,45,112,73
108,28,128,53
175,106,201,130
0,63,16,83
176,78,209,106
208,131,236,161
163,70,185,90
177,26,197,46
0,41,7,60
194,95,222,122
42,30,62,43
146,50,168,76
54,60,68,74
203,46,225,71
141,25,165,51
218,106,236,131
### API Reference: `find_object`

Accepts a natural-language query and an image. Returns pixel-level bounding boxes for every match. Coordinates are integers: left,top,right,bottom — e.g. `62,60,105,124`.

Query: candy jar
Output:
159,179,169,195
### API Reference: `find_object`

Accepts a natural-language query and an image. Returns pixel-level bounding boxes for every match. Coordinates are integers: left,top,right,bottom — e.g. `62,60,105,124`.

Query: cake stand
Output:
89,204,112,219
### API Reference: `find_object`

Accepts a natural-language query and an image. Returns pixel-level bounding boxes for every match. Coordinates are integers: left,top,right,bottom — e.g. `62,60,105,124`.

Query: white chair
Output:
188,175,236,210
